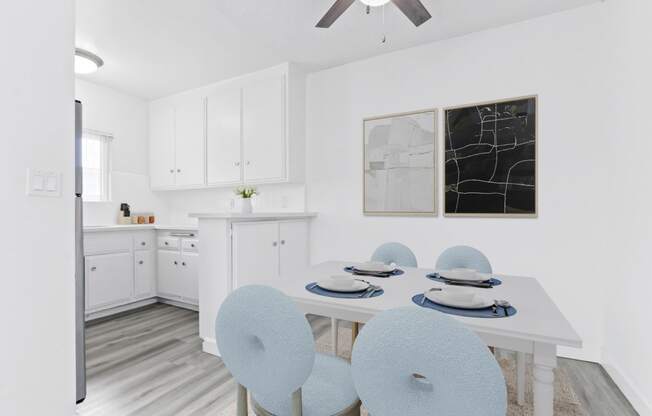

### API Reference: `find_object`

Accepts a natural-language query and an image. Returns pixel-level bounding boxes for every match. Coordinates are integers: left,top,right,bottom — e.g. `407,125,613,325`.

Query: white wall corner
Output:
602,351,652,416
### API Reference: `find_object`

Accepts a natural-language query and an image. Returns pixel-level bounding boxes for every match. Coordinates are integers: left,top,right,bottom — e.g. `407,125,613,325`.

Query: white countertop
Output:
84,224,199,233
188,212,317,220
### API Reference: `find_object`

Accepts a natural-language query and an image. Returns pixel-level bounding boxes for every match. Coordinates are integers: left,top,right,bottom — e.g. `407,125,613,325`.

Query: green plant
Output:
234,186,257,199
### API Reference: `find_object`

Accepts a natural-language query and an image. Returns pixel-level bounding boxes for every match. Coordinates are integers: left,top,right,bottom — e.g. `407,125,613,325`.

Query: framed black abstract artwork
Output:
444,96,537,217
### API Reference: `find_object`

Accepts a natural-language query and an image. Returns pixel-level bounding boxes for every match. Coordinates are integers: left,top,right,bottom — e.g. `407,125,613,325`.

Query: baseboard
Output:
603,353,652,416
202,337,220,357
85,298,158,321
157,297,198,311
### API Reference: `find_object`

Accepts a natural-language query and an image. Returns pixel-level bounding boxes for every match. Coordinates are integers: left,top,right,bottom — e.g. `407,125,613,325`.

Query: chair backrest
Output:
371,242,418,267
351,307,506,416
215,285,315,400
436,245,492,273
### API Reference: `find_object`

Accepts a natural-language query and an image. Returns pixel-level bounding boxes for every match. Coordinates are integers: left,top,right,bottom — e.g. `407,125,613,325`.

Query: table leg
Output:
351,322,359,347
517,351,526,405
533,342,556,416
331,318,339,356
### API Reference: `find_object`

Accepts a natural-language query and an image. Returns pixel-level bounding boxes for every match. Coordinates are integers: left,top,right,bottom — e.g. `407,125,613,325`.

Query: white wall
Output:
75,79,169,225
602,0,652,414
0,1,76,415
306,4,610,362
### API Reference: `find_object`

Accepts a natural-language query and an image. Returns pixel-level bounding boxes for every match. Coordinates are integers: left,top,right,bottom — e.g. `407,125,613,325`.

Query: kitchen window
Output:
82,129,112,202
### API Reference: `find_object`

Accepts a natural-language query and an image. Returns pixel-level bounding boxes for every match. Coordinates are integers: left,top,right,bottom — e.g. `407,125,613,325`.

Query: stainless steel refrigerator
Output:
75,100,87,404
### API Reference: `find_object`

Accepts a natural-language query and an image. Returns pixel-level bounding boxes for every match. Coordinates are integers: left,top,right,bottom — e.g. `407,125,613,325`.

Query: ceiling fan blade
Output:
316,0,355,28
391,0,432,27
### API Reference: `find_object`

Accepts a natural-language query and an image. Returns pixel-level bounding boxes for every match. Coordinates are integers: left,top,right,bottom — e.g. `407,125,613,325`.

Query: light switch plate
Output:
27,169,61,197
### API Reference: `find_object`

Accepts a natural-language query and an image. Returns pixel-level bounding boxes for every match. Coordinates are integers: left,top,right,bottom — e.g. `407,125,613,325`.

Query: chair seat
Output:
253,353,359,416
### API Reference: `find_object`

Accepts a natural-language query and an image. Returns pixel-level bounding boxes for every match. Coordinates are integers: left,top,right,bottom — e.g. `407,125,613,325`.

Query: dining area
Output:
214,243,582,416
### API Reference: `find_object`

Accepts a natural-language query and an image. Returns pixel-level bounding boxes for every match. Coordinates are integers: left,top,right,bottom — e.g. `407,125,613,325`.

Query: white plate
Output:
355,262,396,273
425,289,494,309
437,270,492,282
317,279,369,293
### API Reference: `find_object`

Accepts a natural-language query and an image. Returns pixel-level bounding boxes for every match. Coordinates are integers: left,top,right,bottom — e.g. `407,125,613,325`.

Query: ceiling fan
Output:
316,0,431,28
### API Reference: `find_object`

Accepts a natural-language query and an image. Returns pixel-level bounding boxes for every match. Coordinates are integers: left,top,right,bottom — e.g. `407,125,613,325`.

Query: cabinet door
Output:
157,250,181,298
175,96,205,187
134,250,155,297
279,221,309,281
85,253,134,310
232,222,279,288
180,252,199,303
150,103,176,188
206,88,242,185
242,75,286,182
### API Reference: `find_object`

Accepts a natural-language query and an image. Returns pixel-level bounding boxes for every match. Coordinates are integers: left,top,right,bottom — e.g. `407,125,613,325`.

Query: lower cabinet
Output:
134,250,155,297
157,235,199,305
232,220,309,289
85,252,134,310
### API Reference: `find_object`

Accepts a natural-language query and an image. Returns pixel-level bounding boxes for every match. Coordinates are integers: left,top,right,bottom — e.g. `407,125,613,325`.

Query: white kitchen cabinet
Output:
134,250,155,298
149,103,176,188
85,252,134,310
232,220,309,289
233,222,280,288
179,252,199,302
279,220,310,280
156,231,199,305
242,75,286,183
206,87,242,185
149,95,205,189
149,63,305,191
157,250,181,299
174,96,205,187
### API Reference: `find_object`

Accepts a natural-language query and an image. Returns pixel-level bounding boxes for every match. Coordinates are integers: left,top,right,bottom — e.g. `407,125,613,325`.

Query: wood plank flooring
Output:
77,304,638,416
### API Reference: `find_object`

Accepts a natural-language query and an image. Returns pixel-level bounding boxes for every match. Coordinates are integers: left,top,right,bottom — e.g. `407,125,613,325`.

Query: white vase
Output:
241,198,253,214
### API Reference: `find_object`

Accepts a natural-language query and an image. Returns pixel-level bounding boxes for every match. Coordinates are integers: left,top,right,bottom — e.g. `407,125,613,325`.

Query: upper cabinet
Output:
150,63,305,191
149,94,205,189
242,75,286,183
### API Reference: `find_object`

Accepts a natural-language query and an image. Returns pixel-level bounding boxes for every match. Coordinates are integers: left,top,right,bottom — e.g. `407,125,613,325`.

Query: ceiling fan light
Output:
74,48,104,74
360,0,390,7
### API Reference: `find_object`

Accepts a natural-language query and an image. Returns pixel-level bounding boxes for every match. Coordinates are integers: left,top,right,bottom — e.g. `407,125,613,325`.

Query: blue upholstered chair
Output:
351,307,507,416
215,285,361,416
370,242,418,267
436,245,492,273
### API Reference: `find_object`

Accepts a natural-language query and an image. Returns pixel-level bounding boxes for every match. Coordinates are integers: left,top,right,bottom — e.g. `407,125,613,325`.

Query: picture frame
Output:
363,109,437,216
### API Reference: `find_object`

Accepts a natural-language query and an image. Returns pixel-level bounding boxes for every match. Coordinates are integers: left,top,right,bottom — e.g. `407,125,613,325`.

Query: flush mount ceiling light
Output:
316,0,431,28
360,0,390,6
74,48,104,74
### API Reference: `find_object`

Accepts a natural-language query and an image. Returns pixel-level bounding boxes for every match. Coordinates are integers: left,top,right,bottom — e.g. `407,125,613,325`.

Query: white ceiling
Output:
76,0,599,99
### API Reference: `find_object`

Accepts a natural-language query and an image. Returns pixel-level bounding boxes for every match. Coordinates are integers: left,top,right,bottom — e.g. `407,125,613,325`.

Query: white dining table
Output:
277,261,582,416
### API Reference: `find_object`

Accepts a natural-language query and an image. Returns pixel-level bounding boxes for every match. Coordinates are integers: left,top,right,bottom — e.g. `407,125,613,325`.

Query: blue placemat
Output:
344,267,404,277
305,282,384,299
411,294,516,318
426,273,502,287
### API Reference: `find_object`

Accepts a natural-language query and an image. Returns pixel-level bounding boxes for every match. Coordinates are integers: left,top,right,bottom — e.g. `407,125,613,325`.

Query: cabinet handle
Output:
246,160,251,166
90,266,97,271
182,262,186,266
169,169,174,173
139,260,144,265
281,240,286,245
234,161,240,167
191,243,195,248
177,169,181,173
174,261,178,265
165,241,169,245
141,242,146,246
272,241,278,247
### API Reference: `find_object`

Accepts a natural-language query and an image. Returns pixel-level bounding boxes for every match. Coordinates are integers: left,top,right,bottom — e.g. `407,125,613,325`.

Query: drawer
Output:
134,232,155,251
84,232,132,255
182,239,199,253
158,236,180,250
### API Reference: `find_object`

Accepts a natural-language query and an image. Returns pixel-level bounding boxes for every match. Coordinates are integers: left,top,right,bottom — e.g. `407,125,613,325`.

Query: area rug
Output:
216,324,586,416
